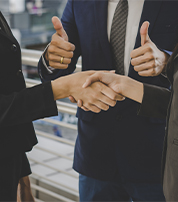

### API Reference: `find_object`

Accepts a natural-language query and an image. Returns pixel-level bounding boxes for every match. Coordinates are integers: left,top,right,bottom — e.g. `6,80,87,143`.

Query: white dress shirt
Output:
107,0,144,75
43,0,144,74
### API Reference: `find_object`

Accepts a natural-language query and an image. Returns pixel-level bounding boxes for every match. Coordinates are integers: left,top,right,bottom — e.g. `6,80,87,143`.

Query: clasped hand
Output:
67,71,124,113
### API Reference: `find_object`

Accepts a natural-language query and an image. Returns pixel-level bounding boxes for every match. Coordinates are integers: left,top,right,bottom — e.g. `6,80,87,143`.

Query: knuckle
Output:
63,64,68,69
50,40,57,46
66,44,72,51
48,46,55,53
49,61,53,66
130,51,134,58
144,47,149,52
151,68,156,76
69,51,74,58
49,61,57,69
145,45,152,52
145,54,153,61
48,54,53,60
68,58,72,64
149,53,154,60
151,61,155,69
131,59,135,66
134,66,138,71
112,94,117,100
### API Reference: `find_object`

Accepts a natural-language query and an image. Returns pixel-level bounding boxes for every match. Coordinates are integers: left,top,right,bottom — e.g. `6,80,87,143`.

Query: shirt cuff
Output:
42,43,55,74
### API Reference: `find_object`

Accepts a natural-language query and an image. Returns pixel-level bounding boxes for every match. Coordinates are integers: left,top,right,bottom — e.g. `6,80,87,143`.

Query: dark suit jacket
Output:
0,12,58,159
38,0,178,183
139,55,178,200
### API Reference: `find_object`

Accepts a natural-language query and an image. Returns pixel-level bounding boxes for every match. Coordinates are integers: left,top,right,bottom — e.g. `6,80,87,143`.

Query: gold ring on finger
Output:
60,56,64,64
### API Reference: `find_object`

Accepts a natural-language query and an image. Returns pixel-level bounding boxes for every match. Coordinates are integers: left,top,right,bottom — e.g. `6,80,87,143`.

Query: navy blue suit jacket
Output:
38,0,178,183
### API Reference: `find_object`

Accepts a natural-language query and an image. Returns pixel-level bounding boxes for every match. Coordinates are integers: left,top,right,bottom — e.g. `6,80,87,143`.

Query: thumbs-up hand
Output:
130,21,169,77
45,16,75,69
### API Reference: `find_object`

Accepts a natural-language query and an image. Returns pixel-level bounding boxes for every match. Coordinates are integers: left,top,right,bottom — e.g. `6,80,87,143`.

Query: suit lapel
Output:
94,0,113,69
129,0,163,77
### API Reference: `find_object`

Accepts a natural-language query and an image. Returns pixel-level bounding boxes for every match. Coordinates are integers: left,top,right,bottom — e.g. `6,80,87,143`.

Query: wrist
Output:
51,76,71,100
120,76,129,95
122,76,143,103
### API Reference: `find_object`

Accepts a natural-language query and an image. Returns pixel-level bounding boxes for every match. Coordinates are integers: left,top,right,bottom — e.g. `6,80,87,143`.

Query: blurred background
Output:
1,1,80,201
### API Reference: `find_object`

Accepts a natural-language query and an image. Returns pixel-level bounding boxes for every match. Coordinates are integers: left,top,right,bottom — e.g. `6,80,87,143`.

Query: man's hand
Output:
130,21,169,77
83,72,125,96
45,16,75,69
82,71,143,104
51,71,121,113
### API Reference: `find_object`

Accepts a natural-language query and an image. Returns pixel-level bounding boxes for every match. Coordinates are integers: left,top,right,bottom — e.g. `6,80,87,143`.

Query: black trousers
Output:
0,152,31,201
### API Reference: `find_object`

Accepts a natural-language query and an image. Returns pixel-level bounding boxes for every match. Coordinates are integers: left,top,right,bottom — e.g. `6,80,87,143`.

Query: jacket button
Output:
116,115,123,121
11,44,17,52
17,69,22,76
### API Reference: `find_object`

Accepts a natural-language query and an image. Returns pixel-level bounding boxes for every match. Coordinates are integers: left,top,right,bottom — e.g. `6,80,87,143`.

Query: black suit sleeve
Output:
138,83,171,119
0,81,58,127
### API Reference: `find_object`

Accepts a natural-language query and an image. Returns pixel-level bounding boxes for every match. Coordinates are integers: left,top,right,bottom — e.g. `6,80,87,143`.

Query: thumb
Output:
52,16,68,41
140,21,150,46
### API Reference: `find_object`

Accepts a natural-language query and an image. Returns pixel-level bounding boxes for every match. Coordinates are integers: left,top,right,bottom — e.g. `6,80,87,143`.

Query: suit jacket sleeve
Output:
138,83,171,119
0,81,58,127
38,0,81,82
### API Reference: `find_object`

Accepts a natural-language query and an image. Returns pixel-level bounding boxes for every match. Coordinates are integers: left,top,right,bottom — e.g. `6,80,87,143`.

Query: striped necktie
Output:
110,0,128,75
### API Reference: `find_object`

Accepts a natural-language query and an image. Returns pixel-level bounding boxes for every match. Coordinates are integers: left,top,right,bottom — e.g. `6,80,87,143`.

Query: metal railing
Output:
22,49,80,201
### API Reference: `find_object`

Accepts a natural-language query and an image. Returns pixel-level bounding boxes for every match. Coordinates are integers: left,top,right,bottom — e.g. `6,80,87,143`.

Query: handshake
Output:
51,70,143,113
47,17,169,113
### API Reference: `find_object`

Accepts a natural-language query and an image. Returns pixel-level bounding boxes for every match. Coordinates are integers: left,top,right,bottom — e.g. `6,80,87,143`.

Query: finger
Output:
51,35,75,52
83,72,102,88
131,53,153,66
48,55,71,65
134,60,155,72
81,106,89,111
97,93,116,107
48,44,74,58
97,91,117,107
68,96,77,103
84,104,101,113
77,99,83,108
52,16,68,41
89,100,110,111
49,61,68,69
130,46,145,59
116,94,125,101
140,21,150,46
77,99,90,111
138,68,157,77
130,43,153,59
99,83,118,101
